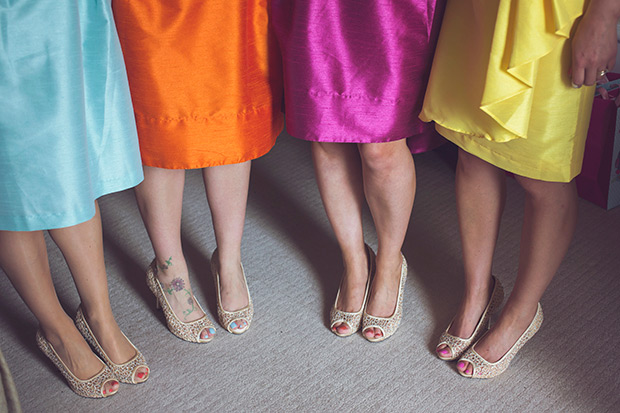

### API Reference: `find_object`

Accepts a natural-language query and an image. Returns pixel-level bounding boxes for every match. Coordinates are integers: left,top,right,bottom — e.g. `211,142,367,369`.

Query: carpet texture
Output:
1,132,619,412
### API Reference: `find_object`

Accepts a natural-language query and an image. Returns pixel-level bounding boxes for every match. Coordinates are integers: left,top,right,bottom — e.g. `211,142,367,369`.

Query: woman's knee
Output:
514,175,576,202
358,141,408,172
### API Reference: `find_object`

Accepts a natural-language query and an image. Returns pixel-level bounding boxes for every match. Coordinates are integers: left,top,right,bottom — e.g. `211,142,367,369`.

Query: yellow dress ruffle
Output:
420,0,595,182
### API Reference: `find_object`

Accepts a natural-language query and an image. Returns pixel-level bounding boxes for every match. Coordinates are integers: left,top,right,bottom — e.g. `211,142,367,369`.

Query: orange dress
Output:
113,1,283,169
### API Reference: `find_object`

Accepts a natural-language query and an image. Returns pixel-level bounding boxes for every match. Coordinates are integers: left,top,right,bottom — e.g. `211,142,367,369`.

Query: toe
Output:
134,367,149,383
200,327,215,341
363,328,374,339
231,319,248,332
436,344,452,359
336,323,350,335
103,380,119,396
457,360,471,375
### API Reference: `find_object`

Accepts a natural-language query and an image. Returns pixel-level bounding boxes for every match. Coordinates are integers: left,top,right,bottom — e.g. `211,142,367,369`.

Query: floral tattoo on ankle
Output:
164,278,197,320
158,256,173,271
168,278,185,292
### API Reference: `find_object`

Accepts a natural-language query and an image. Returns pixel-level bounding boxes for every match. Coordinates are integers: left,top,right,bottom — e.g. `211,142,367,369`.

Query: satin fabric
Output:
272,0,445,153
420,0,594,182
0,0,143,231
113,0,284,169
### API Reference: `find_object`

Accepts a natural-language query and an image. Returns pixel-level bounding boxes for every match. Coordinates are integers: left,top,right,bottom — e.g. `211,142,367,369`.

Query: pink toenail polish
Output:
457,362,465,369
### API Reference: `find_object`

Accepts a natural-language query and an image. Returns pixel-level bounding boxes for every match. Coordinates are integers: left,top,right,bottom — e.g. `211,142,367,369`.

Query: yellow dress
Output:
420,0,595,182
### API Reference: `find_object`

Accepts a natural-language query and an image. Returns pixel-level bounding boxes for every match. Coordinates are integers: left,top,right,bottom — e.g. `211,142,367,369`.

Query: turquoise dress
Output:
0,0,143,231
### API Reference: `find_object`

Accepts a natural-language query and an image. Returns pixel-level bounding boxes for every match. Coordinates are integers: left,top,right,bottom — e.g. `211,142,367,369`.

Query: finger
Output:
571,64,585,88
607,58,616,73
584,66,598,86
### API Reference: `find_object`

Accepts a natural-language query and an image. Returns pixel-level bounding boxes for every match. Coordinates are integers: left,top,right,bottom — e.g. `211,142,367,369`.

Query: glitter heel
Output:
35,330,118,398
74,306,149,384
436,276,504,361
361,253,407,342
146,260,216,343
212,249,253,334
458,303,544,378
330,244,375,337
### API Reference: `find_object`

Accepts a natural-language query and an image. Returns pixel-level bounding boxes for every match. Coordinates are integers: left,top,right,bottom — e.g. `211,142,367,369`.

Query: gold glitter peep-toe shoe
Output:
458,303,544,378
146,260,216,343
74,306,149,384
361,253,407,342
36,330,118,398
330,244,375,337
212,249,253,334
436,276,504,361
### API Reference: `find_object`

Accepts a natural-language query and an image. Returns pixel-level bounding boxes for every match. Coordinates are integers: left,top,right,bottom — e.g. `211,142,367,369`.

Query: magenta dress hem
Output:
272,0,446,152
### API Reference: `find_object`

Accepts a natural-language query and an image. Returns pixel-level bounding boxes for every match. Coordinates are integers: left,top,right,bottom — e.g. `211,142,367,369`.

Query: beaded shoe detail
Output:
361,253,407,342
146,260,216,343
74,306,149,384
458,303,544,378
436,276,504,360
36,330,118,398
212,249,253,334
329,244,375,337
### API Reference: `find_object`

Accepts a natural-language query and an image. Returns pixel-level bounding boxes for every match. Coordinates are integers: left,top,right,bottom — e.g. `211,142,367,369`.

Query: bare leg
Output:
135,166,213,340
48,202,148,382
312,142,368,336
0,229,119,395
202,161,251,332
458,176,578,374
359,140,416,340
437,150,506,358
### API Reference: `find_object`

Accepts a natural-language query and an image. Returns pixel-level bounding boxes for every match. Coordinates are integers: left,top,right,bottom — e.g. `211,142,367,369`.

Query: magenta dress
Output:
272,0,445,152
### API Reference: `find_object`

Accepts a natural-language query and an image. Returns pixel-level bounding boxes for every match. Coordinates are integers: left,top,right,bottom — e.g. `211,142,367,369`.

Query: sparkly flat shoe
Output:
74,306,149,384
436,276,504,361
361,253,407,342
212,249,253,334
36,330,118,398
458,303,544,378
329,244,375,337
146,260,216,343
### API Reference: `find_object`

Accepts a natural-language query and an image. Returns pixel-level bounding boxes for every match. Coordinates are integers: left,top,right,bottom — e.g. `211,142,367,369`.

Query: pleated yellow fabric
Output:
420,0,595,182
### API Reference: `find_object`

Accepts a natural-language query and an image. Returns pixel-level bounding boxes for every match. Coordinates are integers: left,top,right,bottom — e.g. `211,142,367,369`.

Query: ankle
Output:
497,301,538,327
154,255,186,278
462,276,494,303
217,259,242,277
374,252,402,278
81,303,114,324
40,315,75,343
215,248,241,269
340,244,368,266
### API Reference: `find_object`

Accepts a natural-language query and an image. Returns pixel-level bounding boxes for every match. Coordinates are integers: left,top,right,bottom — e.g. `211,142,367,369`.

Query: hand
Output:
571,0,620,88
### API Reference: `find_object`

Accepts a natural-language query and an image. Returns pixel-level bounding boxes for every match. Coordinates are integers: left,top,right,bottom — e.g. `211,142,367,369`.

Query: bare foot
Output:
156,256,214,341
43,318,119,395
456,303,539,375
331,247,370,336
362,252,403,340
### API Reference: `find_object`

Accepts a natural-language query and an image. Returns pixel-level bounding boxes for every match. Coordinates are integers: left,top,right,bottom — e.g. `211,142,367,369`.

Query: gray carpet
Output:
1,132,619,412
